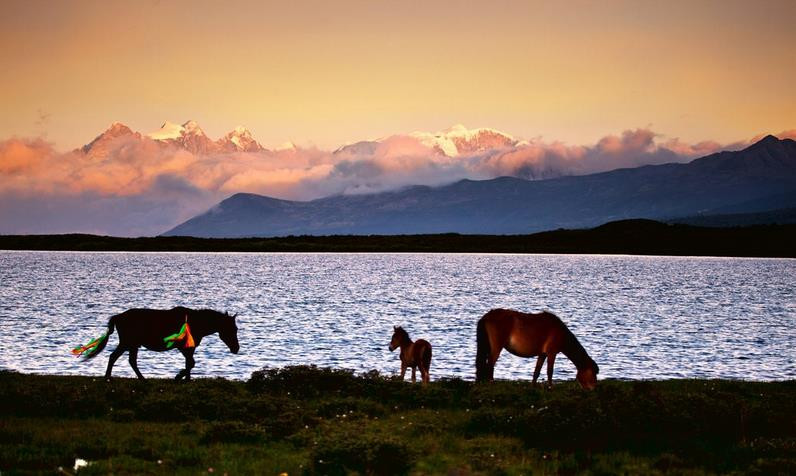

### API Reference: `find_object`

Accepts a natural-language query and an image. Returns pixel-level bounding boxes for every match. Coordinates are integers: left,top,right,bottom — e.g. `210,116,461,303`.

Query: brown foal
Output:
389,326,432,383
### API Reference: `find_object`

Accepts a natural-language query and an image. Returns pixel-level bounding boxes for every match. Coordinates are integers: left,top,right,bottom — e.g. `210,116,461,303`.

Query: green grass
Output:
1,367,794,474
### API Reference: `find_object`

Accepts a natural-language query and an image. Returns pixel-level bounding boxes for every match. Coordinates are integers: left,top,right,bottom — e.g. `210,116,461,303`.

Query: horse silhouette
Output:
389,326,432,383
72,306,239,380
475,309,598,389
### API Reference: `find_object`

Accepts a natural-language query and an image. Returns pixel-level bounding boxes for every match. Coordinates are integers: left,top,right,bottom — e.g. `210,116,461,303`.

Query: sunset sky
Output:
1,0,795,236
2,0,794,150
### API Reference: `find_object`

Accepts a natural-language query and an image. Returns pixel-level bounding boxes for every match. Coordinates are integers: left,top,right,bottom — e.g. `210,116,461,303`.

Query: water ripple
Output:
0,251,794,381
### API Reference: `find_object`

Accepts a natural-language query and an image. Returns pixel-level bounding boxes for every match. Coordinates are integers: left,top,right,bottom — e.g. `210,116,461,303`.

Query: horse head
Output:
576,358,599,390
219,311,240,354
389,326,406,351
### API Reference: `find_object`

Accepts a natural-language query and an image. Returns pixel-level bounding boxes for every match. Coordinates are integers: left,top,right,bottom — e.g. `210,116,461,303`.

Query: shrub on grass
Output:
311,431,413,475
200,421,266,444
315,397,387,419
248,366,361,398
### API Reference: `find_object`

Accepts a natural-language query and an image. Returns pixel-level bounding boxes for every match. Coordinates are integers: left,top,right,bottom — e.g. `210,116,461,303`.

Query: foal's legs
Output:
104,346,125,379
175,347,196,380
399,363,407,381
420,364,430,384
545,352,557,388
411,366,417,383
532,354,547,386
128,347,145,380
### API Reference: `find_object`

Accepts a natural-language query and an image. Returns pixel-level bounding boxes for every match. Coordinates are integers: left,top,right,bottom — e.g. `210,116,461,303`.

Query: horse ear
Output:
232,313,238,319
393,325,397,330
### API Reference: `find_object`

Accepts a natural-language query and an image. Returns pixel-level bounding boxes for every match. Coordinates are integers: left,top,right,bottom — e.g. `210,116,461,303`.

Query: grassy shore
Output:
1,367,794,475
1,220,795,257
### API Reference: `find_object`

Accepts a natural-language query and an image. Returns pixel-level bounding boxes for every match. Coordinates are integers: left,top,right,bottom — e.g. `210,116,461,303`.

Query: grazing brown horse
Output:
389,326,432,383
475,309,598,389
72,306,239,380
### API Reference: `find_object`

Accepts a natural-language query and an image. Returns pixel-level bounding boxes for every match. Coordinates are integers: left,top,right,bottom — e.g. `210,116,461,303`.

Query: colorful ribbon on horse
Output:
164,314,195,349
71,332,108,358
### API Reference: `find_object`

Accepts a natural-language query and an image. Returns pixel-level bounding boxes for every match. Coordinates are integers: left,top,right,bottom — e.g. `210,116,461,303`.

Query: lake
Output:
0,251,794,382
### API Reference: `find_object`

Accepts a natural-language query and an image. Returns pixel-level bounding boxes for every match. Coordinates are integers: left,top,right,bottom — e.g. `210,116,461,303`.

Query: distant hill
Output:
669,207,796,227
164,135,796,237
3,220,795,257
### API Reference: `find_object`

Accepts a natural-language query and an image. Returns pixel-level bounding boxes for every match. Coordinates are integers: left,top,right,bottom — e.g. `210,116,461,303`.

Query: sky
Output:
2,0,795,150
1,0,795,236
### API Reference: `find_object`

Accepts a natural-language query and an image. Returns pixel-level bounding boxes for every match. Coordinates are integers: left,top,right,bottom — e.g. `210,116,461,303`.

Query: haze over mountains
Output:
2,121,795,236
165,135,796,237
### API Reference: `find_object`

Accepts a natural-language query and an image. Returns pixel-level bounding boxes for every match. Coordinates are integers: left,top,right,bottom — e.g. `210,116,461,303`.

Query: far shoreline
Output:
1,220,795,258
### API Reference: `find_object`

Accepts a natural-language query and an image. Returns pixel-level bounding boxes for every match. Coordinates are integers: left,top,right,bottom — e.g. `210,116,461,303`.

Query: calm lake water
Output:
0,251,794,382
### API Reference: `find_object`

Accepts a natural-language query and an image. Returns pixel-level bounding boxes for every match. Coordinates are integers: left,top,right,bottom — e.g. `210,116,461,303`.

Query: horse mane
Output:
394,326,410,341
181,308,229,319
203,308,228,318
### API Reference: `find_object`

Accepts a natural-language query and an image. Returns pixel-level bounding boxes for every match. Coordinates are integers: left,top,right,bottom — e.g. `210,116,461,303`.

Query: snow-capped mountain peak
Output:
148,121,185,140
275,141,299,152
144,120,217,154
410,124,518,157
80,122,139,156
182,120,205,136
218,125,264,152
106,122,133,134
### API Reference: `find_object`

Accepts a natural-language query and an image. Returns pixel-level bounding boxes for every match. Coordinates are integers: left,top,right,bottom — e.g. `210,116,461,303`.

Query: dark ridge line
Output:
1,220,795,257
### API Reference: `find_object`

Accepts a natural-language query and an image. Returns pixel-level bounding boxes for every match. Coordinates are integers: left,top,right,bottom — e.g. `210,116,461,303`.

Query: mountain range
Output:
79,120,266,157
163,135,796,237
334,124,522,157
79,121,525,158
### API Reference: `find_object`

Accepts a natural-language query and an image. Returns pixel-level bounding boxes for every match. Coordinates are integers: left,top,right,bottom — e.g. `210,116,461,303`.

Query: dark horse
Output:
475,309,598,389
72,306,239,380
389,326,432,383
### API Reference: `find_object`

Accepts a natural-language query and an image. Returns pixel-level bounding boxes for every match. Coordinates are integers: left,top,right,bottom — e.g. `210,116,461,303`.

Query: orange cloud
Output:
0,128,783,235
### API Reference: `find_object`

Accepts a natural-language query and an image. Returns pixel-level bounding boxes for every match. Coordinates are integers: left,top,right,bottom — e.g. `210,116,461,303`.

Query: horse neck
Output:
561,332,592,371
398,334,414,353
186,311,214,338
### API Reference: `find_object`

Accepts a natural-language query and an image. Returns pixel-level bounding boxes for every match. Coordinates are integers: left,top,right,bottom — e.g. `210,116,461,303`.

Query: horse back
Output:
481,308,567,357
404,339,430,366
114,307,190,350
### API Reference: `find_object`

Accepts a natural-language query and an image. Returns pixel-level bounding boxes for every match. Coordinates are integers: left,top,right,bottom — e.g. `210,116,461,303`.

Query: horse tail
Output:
475,317,490,382
72,316,115,361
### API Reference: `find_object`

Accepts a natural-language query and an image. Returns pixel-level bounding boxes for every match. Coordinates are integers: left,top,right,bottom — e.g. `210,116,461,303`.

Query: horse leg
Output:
545,352,557,389
421,365,430,384
176,347,195,380
532,355,547,386
128,347,145,380
411,366,417,383
422,347,431,384
104,346,125,380
400,363,407,381
488,346,503,381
